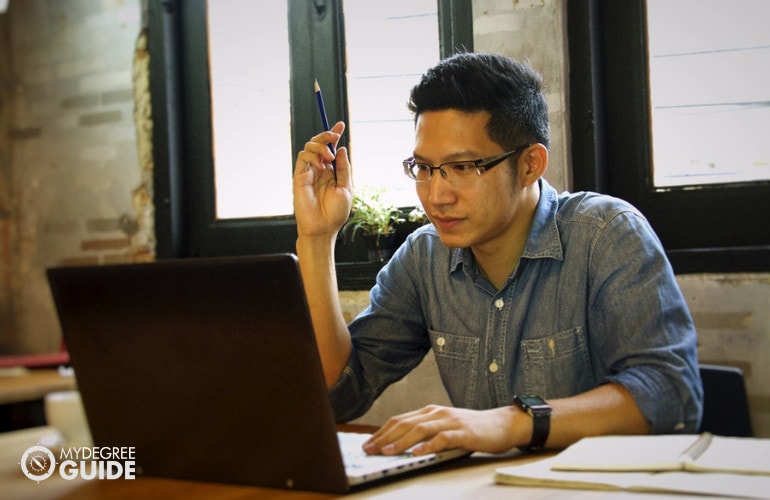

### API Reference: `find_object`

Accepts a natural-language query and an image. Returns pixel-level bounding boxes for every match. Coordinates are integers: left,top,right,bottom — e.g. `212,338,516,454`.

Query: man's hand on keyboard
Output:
361,404,525,456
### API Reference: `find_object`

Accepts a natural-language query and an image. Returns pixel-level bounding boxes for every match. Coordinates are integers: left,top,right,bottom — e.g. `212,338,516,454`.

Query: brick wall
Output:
0,0,151,354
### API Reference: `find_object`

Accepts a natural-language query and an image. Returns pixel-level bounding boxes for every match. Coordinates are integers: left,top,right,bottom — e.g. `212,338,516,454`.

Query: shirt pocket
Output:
428,329,480,408
518,326,595,398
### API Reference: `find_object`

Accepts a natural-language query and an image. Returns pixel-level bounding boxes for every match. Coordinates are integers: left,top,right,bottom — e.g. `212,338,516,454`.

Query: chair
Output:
698,364,753,437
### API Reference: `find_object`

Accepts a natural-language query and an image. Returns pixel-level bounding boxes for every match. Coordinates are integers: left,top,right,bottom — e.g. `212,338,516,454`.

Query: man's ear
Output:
519,143,548,187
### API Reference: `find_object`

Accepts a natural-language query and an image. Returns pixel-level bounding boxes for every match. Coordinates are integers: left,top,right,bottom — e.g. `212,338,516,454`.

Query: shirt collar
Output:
522,178,564,261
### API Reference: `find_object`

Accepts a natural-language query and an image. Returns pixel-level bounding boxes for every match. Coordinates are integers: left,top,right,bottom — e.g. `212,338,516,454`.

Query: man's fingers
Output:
365,406,452,455
333,147,353,188
411,429,463,455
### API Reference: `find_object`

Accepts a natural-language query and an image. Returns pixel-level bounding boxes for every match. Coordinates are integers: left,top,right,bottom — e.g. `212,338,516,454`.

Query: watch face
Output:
515,395,551,413
518,395,546,407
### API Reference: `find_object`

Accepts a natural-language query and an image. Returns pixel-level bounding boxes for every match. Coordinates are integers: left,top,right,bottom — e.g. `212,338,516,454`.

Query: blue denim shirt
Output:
330,179,703,433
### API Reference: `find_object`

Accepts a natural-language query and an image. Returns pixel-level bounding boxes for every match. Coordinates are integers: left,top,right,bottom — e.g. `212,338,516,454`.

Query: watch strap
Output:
528,409,550,451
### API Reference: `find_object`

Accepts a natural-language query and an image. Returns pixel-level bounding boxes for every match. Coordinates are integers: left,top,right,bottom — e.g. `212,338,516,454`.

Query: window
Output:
568,0,770,273
646,0,770,188
150,0,472,278
207,1,293,218
343,1,441,208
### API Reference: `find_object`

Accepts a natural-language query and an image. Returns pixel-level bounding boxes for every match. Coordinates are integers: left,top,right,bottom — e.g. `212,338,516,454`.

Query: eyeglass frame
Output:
402,144,531,183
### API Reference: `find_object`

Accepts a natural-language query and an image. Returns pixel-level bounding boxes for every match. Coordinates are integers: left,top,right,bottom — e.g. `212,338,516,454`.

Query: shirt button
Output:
489,361,499,373
495,298,504,310
436,337,446,348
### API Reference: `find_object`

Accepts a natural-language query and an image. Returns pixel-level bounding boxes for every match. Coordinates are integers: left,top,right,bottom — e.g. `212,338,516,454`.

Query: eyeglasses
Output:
402,144,531,184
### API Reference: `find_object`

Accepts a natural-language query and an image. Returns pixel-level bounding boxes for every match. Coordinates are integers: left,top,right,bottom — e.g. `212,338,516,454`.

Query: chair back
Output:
698,364,753,437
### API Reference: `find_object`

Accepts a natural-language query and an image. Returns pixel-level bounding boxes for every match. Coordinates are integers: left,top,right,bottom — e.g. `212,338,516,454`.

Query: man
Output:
293,53,702,457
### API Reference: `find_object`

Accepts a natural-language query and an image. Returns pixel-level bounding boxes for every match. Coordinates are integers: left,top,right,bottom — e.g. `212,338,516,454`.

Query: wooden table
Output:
0,369,77,405
2,426,712,499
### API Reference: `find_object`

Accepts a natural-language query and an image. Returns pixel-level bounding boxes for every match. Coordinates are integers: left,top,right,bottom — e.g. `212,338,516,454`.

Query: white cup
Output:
44,391,93,448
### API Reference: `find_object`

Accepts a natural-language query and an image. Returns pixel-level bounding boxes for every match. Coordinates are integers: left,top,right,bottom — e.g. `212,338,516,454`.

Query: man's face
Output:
412,109,530,253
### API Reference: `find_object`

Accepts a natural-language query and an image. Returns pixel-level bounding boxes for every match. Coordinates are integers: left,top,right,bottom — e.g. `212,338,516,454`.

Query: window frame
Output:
149,0,472,287
567,0,770,274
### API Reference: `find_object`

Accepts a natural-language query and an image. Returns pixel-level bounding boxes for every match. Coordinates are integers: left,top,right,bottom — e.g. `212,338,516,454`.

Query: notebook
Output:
46,253,469,493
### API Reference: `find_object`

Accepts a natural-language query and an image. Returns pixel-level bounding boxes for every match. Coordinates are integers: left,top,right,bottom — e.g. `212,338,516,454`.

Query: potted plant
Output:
342,186,404,262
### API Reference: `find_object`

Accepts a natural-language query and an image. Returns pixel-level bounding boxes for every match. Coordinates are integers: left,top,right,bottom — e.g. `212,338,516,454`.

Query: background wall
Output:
0,0,766,436
0,0,152,356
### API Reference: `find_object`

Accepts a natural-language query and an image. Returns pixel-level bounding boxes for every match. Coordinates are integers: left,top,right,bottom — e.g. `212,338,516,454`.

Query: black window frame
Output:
568,0,770,274
149,0,473,287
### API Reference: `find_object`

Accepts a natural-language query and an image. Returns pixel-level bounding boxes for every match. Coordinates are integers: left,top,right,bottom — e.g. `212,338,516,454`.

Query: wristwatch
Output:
513,394,552,452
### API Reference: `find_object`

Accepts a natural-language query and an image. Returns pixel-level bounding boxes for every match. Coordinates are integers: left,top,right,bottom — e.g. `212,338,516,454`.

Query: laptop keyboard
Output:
338,431,472,485
338,432,417,471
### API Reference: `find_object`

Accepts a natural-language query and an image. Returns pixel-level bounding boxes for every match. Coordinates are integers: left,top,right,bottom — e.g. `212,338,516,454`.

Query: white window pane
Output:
207,1,440,219
647,0,770,187
208,1,292,218
344,0,439,207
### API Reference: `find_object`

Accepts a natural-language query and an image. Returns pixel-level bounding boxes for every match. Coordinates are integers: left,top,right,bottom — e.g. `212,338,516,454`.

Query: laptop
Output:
46,253,469,493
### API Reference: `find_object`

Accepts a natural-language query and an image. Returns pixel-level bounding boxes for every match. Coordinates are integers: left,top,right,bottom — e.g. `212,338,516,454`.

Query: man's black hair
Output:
408,52,550,150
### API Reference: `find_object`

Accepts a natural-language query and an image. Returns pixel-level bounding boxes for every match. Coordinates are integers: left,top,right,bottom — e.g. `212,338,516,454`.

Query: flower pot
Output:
363,233,397,263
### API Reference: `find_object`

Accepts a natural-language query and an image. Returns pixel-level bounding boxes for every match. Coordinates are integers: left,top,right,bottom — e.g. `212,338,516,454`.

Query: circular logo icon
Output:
20,445,56,482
